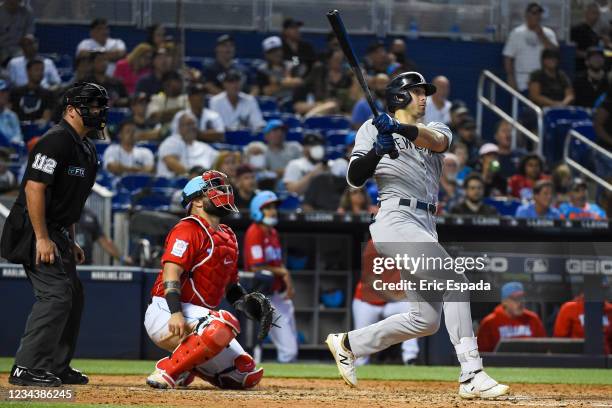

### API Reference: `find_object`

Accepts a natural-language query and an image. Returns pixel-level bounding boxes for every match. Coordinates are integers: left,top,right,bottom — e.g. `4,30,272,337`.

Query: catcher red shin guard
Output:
193,353,264,389
155,310,240,387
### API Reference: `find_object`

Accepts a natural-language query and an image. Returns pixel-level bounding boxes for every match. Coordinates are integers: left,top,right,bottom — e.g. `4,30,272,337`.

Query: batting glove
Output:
373,113,401,134
374,132,396,157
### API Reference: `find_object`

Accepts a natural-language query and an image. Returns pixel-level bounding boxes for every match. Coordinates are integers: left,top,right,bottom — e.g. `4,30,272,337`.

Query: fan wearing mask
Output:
283,132,327,196
244,191,298,363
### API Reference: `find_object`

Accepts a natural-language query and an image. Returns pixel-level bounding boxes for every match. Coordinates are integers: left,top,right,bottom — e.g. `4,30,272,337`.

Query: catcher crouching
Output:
144,170,275,389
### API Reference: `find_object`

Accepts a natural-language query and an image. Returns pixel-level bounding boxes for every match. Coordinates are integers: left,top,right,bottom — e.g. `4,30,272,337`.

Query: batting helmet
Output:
63,82,109,137
181,170,238,213
249,190,280,222
385,72,436,113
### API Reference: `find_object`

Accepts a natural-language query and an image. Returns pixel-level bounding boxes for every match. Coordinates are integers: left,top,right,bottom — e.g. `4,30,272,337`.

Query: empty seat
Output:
118,174,154,192
257,96,278,113
106,107,131,127
303,115,350,131
484,197,521,216
543,107,592,165
224,130,254,146
325,129,350,146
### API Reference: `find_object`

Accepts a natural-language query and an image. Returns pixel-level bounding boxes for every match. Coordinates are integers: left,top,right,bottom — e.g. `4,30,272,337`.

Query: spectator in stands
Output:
508,153,549,199
573,47,608,108
209,70,265,131
76,18,127,76
528,49,574,108
364,41,390,76
477,282,546,352
455,117,481,167
9,59,54,123
281,18,317,78
170,83,224,143
234,164,257,210
337,187,375,215
135,48,173,97
450,142,472,186
424,76,451,125
127,93,162,141
283,132,326,196
551,163,573,204
146,71,189,126
475,143,507,197
449,102,470,135
256,36,303,106
113,43,154,95
293,49,357,116
244,141,277,190
157,111,219,177
0,80,22,145
593,93,612,178
554,292,612,353
450,173,498,216
103,121,155,176
571,2,603,72
503,2,558,92
77,207,133,265
388,38,418,72
494,120,527,180
87,52,129,107
438,153,464,214
0,147,16,194
65,54,93,88
352,73,388,129
213,150,241,182
263,119,302,177
303,160,346,212
203,34,249,95
146,23,166,50
515,180,562,219
0,0,35,65
7,35,60,90
558,178,607,220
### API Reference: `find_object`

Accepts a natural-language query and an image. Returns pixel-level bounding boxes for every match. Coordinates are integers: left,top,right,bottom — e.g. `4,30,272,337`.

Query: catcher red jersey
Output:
151,215,239,308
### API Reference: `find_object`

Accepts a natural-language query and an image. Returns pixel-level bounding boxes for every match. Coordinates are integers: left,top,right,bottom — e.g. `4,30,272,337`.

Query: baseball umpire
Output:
325,72,509,399
1,82,107,386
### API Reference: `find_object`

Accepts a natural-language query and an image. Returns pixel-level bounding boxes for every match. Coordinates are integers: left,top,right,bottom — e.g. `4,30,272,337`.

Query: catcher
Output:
144,171,275,389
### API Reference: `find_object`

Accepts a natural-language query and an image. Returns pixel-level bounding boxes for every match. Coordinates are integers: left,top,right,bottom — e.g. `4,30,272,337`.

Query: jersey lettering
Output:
250,245,263,260
31,153,57,175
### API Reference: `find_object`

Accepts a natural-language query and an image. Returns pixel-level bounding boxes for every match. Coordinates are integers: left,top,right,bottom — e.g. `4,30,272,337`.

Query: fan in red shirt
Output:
477,282,546,352
553,294,612,354
144,171,269,390
507,153,550,199
243,190,298,363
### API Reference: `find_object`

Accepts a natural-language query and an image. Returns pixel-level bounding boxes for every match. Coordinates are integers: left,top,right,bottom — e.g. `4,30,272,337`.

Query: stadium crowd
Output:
0,1,610,222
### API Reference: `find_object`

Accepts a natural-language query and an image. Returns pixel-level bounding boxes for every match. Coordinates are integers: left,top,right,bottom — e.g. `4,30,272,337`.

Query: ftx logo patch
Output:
68,166,86,177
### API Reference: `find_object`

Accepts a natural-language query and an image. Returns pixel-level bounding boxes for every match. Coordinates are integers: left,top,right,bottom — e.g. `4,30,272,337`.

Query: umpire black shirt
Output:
16,119,98,228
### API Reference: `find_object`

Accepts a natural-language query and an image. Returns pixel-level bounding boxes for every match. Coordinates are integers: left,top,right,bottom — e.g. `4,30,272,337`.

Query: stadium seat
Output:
118,174,154,192
543,107,591,165
132,187,175,211
96,169,117,190
281,113,302,129
326,129,350,146
21,122,51,142
257,96,278,113
94,141,110,160
568,121,596,171
184,56,206,71
278,194,302,212
152,177,173,189
286,129,303,143
326,146,344,160
106,108,131,127
303,115,351,132
224,130,253,146
483,197,521,216
135,141,159,155
112,191,132,211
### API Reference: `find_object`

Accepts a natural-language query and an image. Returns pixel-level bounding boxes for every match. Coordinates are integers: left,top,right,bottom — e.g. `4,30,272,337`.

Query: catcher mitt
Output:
234,292,278,340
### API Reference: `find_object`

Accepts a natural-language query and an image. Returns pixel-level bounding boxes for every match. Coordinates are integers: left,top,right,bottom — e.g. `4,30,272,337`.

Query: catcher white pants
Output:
268,292,298,363
352,298,419,365
144,296,246,376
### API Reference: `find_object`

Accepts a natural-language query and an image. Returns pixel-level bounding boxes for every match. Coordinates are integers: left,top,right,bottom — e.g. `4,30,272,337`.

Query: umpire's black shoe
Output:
8,365,62,387
57,367,89,385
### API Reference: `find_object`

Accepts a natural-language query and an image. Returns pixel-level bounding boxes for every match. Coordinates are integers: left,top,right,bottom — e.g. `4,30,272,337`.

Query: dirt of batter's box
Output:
1,375,610,408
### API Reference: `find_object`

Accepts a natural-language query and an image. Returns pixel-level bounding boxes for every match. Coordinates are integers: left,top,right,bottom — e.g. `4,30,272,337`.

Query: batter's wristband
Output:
398,124,419,141
165,291,182,314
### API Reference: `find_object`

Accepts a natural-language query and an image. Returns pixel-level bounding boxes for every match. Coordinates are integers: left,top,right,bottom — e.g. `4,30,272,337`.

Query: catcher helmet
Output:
181,170,238,213
385,72,436,113
249,190,280,222
63,82,109,137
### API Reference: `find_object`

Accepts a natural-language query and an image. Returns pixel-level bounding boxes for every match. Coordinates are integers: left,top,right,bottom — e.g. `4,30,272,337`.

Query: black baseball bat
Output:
326,9,398,159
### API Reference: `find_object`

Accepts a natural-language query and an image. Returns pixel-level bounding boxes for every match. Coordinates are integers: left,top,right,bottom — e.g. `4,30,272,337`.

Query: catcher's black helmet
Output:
385,72,436,113
63,82,109,138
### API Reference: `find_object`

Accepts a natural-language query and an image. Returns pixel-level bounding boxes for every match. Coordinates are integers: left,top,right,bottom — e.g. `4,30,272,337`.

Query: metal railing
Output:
85,184,114,265
564,130,612,192
476,70,543,155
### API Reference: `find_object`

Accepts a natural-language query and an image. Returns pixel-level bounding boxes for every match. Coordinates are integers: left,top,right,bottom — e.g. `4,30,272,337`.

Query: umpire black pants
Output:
14,229,84,374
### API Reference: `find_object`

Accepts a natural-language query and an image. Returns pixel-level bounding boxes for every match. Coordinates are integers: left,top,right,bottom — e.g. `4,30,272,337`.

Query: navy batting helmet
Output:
385,72,436,113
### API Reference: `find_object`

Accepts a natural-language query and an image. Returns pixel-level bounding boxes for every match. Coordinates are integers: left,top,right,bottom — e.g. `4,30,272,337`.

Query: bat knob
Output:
389,149,399,160
327,9,339,16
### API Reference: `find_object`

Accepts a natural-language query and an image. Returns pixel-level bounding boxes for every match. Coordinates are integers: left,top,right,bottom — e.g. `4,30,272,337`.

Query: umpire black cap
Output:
63,82,109,136
386,71,436,113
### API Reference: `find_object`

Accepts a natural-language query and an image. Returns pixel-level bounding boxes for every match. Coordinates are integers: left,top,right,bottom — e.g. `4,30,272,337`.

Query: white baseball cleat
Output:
326,333,357,387
458,370,509,399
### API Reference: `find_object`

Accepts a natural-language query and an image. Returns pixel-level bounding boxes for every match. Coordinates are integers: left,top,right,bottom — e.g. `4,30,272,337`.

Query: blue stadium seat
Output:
484,197,521,216
543,107,591,164
135,141,159,155
280,113,302,129
224,130,253,146
286,129,303,143
21,123,51,142
184,56,206,71
257,96,278,113
94,141,110,160
112,191,132,211
96,169,117,190
326,146,344,160
152,177,173,188
278,194,302,212
132,187,175,211
303,115,350,131
568,120,596,170
172,177,189,189
106,108,130,131
118,174,154,192
326,129,350,146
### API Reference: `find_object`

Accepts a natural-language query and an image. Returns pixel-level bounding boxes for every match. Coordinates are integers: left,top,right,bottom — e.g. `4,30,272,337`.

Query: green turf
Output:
1,357,610,385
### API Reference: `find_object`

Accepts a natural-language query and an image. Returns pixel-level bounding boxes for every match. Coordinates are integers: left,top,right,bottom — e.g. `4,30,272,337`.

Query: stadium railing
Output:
86,184,114,265
564,129,612,192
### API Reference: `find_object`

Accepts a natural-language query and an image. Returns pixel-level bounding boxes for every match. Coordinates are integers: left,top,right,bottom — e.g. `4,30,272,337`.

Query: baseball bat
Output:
326,9,398,159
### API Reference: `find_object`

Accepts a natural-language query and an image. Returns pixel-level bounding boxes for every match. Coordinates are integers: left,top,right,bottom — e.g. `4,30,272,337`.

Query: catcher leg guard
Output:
192,353,263,390
146,310,240,389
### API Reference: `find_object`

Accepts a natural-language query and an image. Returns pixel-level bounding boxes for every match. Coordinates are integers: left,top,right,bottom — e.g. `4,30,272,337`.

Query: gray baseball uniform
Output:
346,119,477,370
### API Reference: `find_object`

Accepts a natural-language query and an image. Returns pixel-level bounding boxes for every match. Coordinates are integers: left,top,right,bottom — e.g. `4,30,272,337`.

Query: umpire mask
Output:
63,82,109,139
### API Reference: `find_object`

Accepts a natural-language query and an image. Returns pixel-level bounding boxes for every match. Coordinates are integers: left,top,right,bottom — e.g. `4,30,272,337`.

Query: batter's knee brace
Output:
194,353,264,390
154,310,240,387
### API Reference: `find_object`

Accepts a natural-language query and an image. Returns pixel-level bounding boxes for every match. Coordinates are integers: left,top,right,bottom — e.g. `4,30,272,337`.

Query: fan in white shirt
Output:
209,69,265,131
8,35,61,90
423,76,451,125
103,122,155,176
76,18,127,76
169,82,225,143
157,111,219,178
